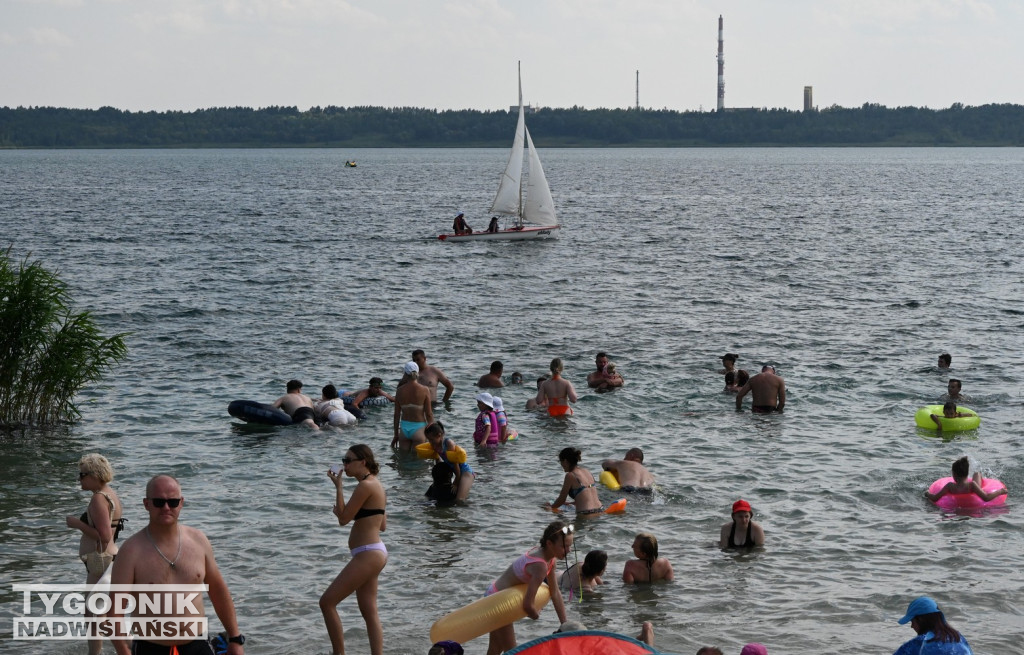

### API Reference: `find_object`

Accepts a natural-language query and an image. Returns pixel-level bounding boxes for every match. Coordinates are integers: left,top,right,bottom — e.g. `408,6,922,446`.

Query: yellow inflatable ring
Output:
599,470,621,491
430,583,551,644
914,405,980,432
415,442,467,463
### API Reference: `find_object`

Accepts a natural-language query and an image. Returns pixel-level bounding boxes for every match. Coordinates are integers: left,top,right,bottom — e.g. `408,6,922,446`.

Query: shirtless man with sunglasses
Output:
111,475,245,655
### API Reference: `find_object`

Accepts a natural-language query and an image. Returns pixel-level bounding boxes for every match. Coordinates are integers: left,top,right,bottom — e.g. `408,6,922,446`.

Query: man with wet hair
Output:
938,353,952,368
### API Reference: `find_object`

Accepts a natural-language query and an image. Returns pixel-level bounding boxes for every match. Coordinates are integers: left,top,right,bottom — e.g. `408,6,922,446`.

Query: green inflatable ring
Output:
914,405,980,432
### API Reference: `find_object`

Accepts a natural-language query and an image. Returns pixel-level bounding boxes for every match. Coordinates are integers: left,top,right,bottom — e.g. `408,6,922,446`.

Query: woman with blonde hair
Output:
623,533,674,583
320,444,388,655
65,453,124,655
538,358,577,417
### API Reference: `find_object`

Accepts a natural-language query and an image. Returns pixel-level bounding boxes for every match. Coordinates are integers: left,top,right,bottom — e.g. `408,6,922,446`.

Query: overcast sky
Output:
3,0,1023,113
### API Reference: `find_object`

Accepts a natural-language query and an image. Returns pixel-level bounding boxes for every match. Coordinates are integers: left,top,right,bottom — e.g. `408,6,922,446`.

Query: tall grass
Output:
0,248,128,426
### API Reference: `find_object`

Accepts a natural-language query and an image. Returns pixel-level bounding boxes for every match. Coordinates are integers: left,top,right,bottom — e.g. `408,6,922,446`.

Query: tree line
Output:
1,102,1023,148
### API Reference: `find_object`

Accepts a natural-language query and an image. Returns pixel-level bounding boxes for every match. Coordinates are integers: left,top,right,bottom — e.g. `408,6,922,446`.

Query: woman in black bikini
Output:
719,499,765,550
321,444,387,655
549,447,602,515
66,453,124,655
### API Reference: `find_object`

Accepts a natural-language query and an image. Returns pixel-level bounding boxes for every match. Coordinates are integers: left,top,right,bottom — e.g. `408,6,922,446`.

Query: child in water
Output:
425,462,458,504
929,401,973,431
473,392,499,446
925,456,1007,503
558,549,607,596
622,533,674,583
604,362,623,385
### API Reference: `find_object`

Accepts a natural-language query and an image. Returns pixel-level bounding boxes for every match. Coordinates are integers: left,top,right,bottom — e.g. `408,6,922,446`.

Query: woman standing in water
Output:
538,358,577,417
320,444,387,655
549,447,603,515
486,521,571,655
66,453,123,655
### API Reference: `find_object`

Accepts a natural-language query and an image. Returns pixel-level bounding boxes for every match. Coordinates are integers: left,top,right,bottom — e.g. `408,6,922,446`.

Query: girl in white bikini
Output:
321,444,387,655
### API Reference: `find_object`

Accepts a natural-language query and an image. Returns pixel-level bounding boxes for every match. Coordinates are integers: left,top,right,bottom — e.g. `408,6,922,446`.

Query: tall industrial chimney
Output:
717,15,725,112
636,70,640,110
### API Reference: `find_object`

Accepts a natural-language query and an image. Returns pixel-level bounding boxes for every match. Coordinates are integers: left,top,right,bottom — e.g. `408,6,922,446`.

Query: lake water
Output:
1,147,1023,655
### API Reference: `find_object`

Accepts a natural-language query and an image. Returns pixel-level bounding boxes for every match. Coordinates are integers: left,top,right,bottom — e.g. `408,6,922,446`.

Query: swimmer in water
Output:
929,401,973,431
424,421,475,501
719,499,765,550
525,375,548,410
548,447,602,515
558,549,607,595
924,456,1007,504
622,533,673,583
538,358,577,416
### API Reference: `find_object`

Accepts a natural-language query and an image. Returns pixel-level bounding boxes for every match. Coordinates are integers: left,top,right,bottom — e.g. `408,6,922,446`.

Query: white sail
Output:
489,66,525,216
523,126,557,226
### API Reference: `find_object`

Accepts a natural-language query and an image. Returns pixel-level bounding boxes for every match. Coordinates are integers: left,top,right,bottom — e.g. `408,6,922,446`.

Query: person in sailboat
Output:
452,213,472,235
487,216,500,233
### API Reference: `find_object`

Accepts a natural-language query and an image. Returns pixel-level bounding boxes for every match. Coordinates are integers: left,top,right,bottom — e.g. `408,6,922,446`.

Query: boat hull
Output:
439,225,560,242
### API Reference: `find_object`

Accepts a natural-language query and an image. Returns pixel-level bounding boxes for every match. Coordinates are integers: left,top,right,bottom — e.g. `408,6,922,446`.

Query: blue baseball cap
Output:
898,596,940,624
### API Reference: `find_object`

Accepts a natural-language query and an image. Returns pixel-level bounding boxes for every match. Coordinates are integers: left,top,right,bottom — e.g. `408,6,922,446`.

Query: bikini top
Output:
567,473,595,500
354,507,386,520
511,547,555,583
81,491,126,541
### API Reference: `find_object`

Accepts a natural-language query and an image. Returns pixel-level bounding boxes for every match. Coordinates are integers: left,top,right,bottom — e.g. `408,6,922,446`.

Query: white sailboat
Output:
439,63,561,242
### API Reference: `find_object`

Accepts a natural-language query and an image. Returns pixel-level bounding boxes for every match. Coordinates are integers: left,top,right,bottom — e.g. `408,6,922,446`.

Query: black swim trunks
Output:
132,639,215,655
752,405,777,414
291,406,316,424
619,486,654,495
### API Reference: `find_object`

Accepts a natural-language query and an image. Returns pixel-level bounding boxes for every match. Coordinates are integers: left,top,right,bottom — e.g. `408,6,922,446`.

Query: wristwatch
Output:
228,634,246,645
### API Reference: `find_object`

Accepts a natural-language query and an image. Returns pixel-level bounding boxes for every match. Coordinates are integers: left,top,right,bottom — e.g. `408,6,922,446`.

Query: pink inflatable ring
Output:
928,477,1007,510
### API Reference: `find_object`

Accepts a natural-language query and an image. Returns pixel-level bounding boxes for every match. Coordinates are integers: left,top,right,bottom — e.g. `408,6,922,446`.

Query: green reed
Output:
0,248,128,426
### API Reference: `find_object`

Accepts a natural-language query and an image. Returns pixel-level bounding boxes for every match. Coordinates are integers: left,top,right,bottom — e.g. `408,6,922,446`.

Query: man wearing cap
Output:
392,361,432,451
893,596,973,654
719,499,765,550
587,352,624,390
272,379,319,430
735,364,786,413
344,377,396,409
412,349,455,404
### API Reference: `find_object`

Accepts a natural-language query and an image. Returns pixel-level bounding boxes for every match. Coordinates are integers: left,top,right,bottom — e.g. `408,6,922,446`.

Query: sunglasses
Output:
341,456,363,465
149,497,182,508
561,524,575,535
78,471,89,479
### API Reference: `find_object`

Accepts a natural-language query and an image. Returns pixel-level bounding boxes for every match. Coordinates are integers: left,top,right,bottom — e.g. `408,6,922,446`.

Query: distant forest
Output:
2,103,1024,148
